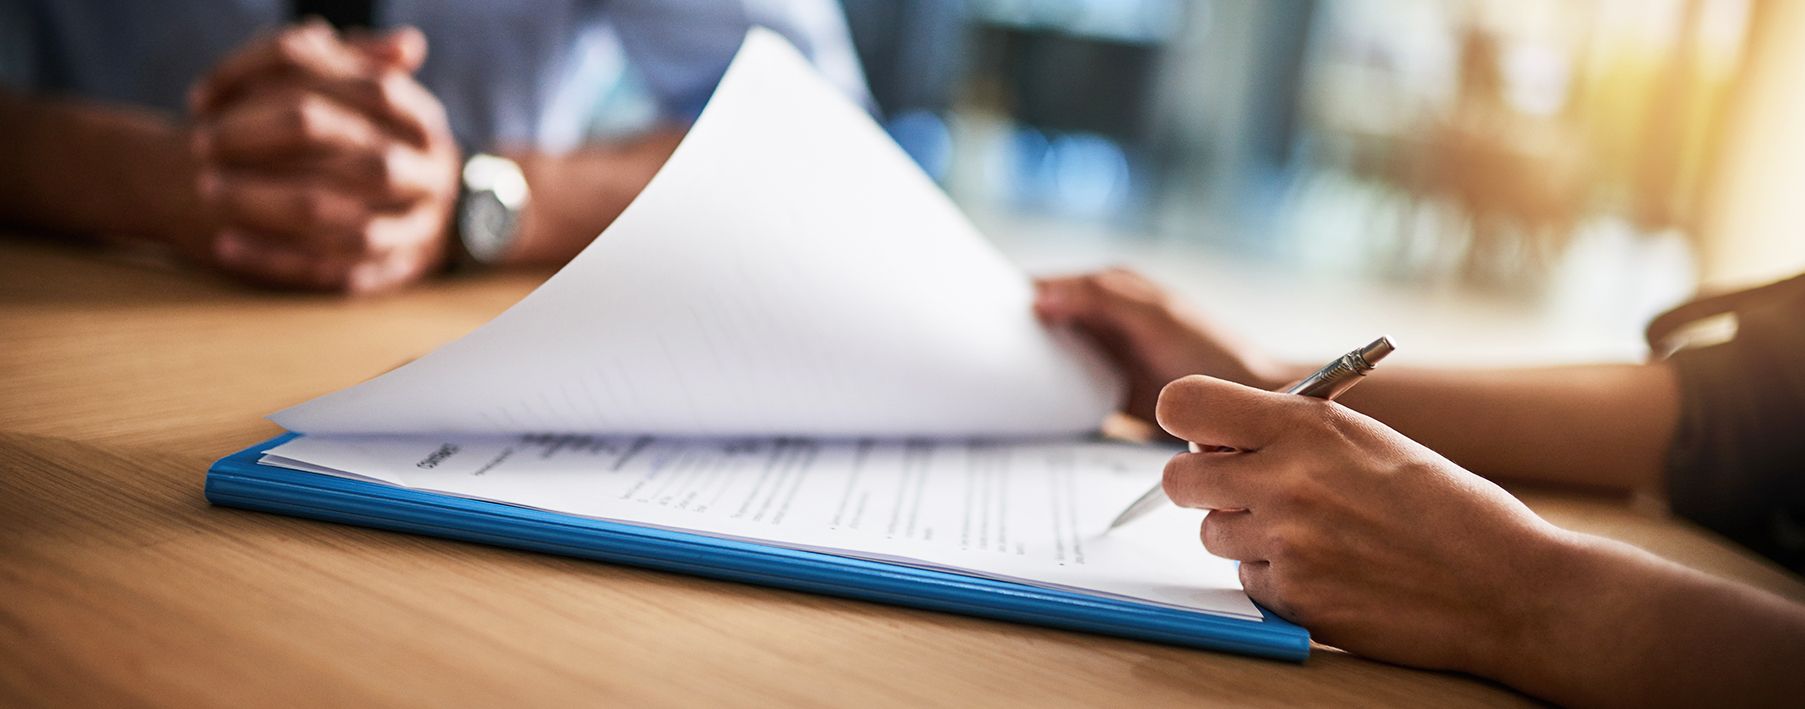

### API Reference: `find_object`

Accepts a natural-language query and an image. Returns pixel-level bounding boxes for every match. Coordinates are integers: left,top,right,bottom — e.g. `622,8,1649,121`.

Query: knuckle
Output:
1267,526,1301,560
378,146,411,191
381,71,447,130
1313,401,1352,431
419,95,451,134
350,220,383,254
274,32,312,64
1268,469,1319,510
1268,471,1301,504
1265,398,1324,443
1295,400,1360,442
368,71,396,100
289,96,326,143
1267,524,1320,565
376,72,410,110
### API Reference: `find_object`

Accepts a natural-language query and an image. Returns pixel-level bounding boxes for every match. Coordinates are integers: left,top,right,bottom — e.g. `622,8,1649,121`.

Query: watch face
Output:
457,153,529,267
461,192,515,264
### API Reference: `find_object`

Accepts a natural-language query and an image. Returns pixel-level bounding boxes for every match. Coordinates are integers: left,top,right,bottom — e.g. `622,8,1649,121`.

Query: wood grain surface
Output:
4,237,1801,708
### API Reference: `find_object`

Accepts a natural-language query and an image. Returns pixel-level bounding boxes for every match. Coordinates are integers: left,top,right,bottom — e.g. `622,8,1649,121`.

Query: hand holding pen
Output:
1108,336,1396,529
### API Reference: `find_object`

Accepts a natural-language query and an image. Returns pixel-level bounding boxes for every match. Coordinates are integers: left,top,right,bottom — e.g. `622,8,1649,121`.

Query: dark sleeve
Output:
0,0,41,90
1665,285,1805,572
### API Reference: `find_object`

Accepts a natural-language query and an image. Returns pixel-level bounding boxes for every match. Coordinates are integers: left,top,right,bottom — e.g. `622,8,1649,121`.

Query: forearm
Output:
1492,532,1805,707
0,91,211,245
499,127,684,265
1318,363,1680,491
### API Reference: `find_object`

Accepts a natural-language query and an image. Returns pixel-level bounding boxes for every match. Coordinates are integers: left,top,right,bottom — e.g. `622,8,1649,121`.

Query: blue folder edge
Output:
205,433,1310,662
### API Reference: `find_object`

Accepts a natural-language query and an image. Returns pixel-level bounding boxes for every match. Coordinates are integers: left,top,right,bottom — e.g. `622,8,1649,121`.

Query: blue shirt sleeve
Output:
604,0,872,120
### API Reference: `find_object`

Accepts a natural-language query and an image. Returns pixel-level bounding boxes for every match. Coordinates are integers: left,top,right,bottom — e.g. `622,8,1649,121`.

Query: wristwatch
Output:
449,152,530,271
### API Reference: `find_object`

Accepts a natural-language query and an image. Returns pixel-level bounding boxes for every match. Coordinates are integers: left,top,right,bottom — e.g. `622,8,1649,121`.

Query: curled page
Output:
273,28,1123,438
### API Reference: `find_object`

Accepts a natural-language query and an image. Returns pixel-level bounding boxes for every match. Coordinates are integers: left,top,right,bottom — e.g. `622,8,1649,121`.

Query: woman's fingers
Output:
1163,449,1274,511
1155,375,1299,451
1199,509,1266,561
1033,268,1176,337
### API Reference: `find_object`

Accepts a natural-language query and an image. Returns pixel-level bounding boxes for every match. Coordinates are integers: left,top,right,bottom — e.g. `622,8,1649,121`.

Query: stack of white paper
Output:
261,29,1259,622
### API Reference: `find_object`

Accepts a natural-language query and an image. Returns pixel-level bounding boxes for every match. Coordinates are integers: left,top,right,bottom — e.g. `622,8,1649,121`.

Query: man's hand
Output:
1155,374,1576,674
188,22,460,293
1034,269,1282,423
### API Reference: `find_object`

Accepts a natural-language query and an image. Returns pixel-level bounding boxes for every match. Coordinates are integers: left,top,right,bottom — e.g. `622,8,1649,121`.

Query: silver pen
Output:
1106,336,1396,530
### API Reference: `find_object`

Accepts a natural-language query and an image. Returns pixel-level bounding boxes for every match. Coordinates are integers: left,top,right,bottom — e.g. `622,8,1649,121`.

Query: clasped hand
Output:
187,21,460,293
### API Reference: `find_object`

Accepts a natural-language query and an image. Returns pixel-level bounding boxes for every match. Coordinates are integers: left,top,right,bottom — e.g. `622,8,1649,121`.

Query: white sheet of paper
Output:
260,31,1249,624
271,28,1121,439
262,434,1261,620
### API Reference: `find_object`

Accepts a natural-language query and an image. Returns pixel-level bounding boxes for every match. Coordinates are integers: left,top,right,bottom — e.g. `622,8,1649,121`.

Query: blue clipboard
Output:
206,434,1310,661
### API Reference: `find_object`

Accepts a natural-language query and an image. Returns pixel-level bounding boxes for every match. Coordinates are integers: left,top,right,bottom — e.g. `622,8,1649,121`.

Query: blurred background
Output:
827,0,1805,365
21,0,1800,366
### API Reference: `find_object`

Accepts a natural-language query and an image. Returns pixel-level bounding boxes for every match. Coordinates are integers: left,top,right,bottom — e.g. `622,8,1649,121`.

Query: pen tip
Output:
1359,336,1395,366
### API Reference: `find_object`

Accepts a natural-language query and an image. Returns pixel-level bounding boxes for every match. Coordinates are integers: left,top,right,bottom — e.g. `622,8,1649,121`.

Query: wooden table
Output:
5,237,1802,707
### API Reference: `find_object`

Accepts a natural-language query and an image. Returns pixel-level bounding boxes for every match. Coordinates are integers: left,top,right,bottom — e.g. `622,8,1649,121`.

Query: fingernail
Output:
186,84,206,113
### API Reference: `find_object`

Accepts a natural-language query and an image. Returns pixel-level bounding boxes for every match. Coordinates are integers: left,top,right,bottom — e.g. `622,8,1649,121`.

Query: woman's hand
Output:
1034,268,1283,423
1156,374,1577,674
